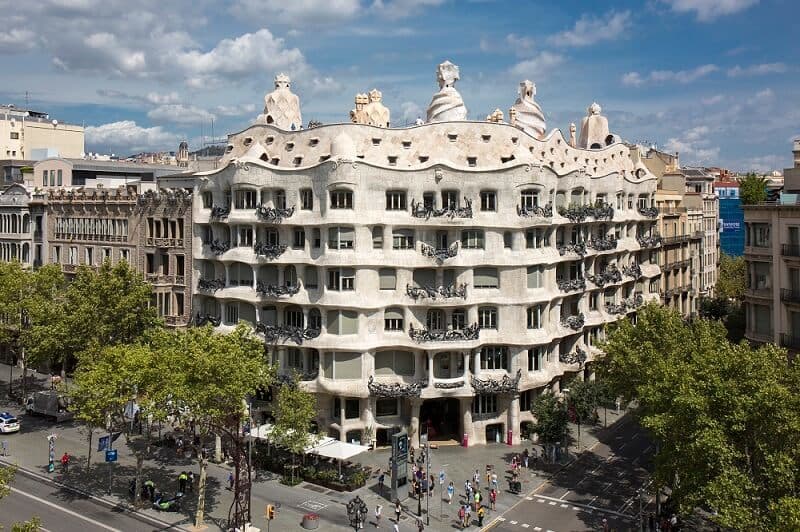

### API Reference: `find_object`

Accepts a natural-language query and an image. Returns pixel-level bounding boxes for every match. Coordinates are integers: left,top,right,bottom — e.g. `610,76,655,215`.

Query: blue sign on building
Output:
719,186,744,256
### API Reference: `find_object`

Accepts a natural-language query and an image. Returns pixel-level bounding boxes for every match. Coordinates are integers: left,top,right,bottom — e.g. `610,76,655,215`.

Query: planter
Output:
302,513,320,530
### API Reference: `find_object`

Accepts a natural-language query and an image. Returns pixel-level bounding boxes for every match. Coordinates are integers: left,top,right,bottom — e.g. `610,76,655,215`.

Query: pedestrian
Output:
178,471,188,493
472,469,480,490
464,504,471,527
473,490,481,511
428,474,434,496
491,471,498,491
447,481,454,504
510,455,517,471
465,479,472,500
375,505,382,528
392,522,399,532
417,518,424,532
60,452,70,474
378,471,385,494
395,499,402,522
485,465,491,486
458,504,466,529
144,479,155,501
477,505,485,527
188,471,194,492
228,471,234,490
523,448,529,469
602,518,609,532
489,488,496,510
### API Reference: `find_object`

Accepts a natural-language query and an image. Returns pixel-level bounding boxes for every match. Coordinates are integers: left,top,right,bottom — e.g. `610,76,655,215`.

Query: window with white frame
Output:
528,347,546,371
461,229,485,249
384,308,404,331
442,190,459,209
480,346,508,370
392,229,415,250
480,190,497,211
284,307,304,327
472,394,498,414
478,306,497,329
300,188,313,210
372,226,384,249
328,226,355,249
426,309,444,330
527,305,543,329
234,189,258,209
327,268,355,291
330,189,353,209
520,189,540,209
451,309,466,330
386,190,407,210
525,228,545,248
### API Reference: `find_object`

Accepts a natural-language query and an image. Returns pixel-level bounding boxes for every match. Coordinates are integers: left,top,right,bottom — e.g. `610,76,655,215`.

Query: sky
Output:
0,0,797,171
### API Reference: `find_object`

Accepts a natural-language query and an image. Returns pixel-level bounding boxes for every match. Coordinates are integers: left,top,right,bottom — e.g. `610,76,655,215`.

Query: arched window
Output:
284,265,297,287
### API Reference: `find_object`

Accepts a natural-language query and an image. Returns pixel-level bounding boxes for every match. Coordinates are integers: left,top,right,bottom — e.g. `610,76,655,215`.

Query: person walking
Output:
464,480,472,501
477,506,485,527
395,499,402,523
378,471,386,494
178,471,188,493
489,488,497,510
473,490,481,511
187,471,194,492
375,505,382,528
392,522,399,532
447,481,454,504
143,479,155,501
472,469,480,491
464,504,471,527
228,471,234,490
417,518,424,532
60,452,70,475
485,466,492,487
491,471,498,491
428,474,435,496
522,448,529,469
458,505,466,529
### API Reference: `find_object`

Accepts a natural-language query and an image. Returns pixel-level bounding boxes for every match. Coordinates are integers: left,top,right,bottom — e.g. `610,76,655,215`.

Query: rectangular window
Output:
176,255,185,276
451,309,466,330
53,245,61,263
293,228,305,248
376,398,398,417
474,267,499,289
478,307,497,329
379,268,396,290
330,190,353,209
238,226,253,247
312,228,321,248
527,305,543,329
392,229,415,250
525,229,545,249
520,189,539,209
480,346,508,370
423,192,435,209
442,190,458,209
329,226,355,249
50,170,56,187
375,350,415,376
274,189,286,209
472,394,498,415
589,292,598,311
327,312,359,335
9,132,19,139
461,230,485,249
69,246,77,265
330,352,362,379
225,303,239,325
528,347,545,371
57,169,63,186
300,188,313,210
526,266,543,289
234,189,258,209
503,232,513,249
384,308,404,331
480,191,496,211
753,223,770,247
327,268,355,291
202,191,213,208
385,190,407,210
372,226,384,249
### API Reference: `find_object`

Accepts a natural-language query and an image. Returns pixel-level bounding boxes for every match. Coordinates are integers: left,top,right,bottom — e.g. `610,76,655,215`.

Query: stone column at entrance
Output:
508,394,521,445
461,397,473,446
410,397,422,450
339,397,347,442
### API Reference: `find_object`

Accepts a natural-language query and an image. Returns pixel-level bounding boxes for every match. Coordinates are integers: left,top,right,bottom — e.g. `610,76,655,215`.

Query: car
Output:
0,412,20,433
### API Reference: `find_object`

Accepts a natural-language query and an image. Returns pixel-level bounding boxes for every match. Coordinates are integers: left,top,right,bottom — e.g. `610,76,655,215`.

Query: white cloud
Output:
400,101,423,124
509,52,565,79
371,0,447,19
548,11,632,47
505,33,535,55
662,0,759,22
0,28,37,52
727,62,787,77
231,0,361,25
479,36,491,52
622,64,718,86
309,76,344,95
85,120,181,154
145,92,181,105
214,103,258,117
97,89,182,106
748,88,774,104
147,104,216,125
701,94,725,105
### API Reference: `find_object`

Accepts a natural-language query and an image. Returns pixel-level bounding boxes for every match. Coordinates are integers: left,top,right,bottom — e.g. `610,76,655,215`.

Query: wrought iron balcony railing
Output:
256,323,320,344
410,199,473,220
587,265,622,287
208,239,230,255
560,313,585,330
367,376,424,398
420,242,459,261
638,206,659,218
210,205,230,219
782,244,800,257
622,263,642,279
586,236,618,251
516,203,553,218
408,323,480,343
253,242,287,259
405,283,468,300
255,204,295,223
780,289,800,304
557,202,614,223
256,282,300,297
470,369,522,395
193,313,221,327
559,347,587,366
557,241,587,257
637,235,663,248
781,334,800,350
557,277,586,292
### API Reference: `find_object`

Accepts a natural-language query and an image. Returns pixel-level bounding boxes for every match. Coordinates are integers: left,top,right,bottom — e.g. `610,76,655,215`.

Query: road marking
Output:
525,496,533,500
497,517,506,521
533,528,542,531
531,494,636,519
619,443,627,450
548,501,556,505
9,486,122,531
299,499,328,511
521,524,530,528
559,490,570,500
560,503,568,508
537,499,545,503
572,506,580,511
511,521,518,525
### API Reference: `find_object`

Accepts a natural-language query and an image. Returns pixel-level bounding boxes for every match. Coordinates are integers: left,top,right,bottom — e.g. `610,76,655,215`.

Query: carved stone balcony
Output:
255,204,295,223
557,277,586,292
194,313,221,327
622,263,642,279
411,199,473,220
146,237,185,248
210,205,230,219
587,265,622,288
198,278,226,292
470,369,522,395
408,323,480,343
208,239,230,255
559,347,587,366
557,241,587,257
587,236,618,252
253,242,287,260
638,206,659,218
256,282,300,298
420,242,459,262
558,202,614,223
406,283,467,301
637,235,663,248
560,313,585,331
256,323,321,344
516,203,553,218
367,376,424,398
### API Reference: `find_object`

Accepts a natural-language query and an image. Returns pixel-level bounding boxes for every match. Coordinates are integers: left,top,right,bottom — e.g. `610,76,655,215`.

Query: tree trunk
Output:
20,347,27,400
215,434,222,463
195,456,208,528
87,430,93,470
577,422,581,451
134,453,144,509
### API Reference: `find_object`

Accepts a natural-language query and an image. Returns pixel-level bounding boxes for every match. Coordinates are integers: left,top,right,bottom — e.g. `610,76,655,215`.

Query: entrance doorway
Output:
485,423,504,444
420,398,460,441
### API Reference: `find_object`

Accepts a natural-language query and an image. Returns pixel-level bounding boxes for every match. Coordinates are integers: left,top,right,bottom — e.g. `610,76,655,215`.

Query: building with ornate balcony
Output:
190,63,661,447
743,140,800,352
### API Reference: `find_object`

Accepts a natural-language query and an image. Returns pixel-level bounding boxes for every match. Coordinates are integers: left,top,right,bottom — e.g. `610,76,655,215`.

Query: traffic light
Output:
266,504,275,520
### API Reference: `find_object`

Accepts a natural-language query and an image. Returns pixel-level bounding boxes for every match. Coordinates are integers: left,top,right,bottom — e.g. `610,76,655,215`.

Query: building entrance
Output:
420,398,460,441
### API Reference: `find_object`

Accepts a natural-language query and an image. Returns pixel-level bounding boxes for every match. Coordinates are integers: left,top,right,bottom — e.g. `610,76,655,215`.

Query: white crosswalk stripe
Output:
533,528,542,531
525,496,533,500
521,524,530,529
510,521,518,525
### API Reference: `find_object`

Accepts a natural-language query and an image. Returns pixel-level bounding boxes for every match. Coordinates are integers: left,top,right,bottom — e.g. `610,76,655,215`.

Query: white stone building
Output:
190,64,661,447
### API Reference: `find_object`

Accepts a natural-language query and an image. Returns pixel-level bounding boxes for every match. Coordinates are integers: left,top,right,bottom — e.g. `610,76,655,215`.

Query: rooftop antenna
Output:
25,91,29,108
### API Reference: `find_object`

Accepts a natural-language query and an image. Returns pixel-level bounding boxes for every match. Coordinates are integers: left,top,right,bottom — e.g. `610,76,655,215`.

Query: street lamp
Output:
346,495,368,530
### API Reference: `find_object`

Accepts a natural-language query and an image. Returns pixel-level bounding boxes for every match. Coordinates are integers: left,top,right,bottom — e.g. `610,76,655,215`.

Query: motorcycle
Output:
153,492,184,512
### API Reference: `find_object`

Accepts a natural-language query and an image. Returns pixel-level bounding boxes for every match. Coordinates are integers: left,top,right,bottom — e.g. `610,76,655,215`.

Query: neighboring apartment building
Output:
32,158,178,189
744,140,800,352
0,183,35,266
0,105,84,160
190,66,662,447
717,179,743,256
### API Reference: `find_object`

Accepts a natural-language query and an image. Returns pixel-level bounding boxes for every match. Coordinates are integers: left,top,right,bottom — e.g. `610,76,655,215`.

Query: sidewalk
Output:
0,363,631,531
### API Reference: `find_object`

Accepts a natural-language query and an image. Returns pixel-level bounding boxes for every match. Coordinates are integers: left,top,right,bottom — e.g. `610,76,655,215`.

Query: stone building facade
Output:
190,64,661,447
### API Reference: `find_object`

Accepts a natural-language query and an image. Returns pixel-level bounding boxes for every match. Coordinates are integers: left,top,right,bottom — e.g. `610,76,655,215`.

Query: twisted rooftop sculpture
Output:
426,60,468,123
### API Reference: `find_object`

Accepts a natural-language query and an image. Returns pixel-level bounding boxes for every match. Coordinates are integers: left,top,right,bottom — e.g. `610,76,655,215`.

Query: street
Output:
488,418,655,532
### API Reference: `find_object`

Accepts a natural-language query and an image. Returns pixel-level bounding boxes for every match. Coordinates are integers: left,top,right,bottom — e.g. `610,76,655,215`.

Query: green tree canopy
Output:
598,303,800,529
738,172,768,205
271,375,317,483
530,393,568,448
715,253,746,301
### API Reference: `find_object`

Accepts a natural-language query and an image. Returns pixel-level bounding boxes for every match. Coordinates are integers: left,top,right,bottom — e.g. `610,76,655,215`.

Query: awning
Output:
309,439,369,461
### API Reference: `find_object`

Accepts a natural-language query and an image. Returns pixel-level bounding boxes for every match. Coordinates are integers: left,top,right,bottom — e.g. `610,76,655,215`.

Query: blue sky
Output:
0,0,797,171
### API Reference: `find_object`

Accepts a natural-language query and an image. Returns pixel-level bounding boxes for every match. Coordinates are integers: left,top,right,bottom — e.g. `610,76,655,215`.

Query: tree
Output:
738,172,768,205
0,465,42,530
271,375,318,484
158,324,274,530
530,393,569,462
565,378,609,450
715,253,746,301
598,303,800,529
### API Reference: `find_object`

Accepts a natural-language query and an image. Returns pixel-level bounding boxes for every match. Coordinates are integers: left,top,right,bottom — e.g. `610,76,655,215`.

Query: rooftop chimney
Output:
793,139,800,168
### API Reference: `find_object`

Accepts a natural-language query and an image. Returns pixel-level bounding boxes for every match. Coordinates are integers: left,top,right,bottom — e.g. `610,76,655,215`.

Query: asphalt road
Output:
488,418,656,532
0,468,178,532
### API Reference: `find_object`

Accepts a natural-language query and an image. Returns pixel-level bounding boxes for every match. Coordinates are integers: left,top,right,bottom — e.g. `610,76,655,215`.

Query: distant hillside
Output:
191,145,225,157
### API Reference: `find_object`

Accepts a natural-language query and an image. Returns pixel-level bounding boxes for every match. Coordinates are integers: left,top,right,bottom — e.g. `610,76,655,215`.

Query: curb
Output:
0,457,191,531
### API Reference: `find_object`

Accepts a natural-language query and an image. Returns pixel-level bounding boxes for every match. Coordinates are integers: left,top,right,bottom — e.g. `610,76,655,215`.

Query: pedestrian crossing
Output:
489,494,637,532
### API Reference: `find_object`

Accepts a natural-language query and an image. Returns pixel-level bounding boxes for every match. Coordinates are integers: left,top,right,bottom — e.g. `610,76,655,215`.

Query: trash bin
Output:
462,433,468,448
302,513,319,530
506,429,513,446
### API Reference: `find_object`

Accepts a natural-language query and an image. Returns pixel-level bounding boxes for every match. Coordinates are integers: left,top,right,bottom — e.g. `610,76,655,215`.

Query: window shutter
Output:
379,268,397,290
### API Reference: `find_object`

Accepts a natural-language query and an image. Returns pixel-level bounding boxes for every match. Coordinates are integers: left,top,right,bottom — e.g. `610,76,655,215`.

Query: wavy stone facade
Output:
192,118,660,447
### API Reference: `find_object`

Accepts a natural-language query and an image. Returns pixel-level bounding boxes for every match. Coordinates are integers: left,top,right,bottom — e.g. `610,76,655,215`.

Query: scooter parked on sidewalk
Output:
153,492,184,512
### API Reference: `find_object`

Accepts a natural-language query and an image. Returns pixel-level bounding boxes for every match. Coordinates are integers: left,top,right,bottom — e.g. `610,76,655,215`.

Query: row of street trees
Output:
597,303,800,530
0,260,317,530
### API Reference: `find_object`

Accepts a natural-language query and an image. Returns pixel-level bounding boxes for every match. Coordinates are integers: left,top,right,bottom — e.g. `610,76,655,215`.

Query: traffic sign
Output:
439,470,445,485
105,449,118,462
